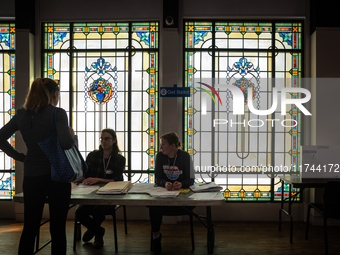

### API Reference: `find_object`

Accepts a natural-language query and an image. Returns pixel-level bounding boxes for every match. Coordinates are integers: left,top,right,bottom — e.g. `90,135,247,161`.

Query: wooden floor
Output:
0,219,339,255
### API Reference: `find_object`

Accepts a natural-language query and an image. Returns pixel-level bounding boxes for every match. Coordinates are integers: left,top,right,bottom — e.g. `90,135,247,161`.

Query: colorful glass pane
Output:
44,23,70,50
0,23,15,199
132,22,158,49
73,23,129,50
0,24,15,50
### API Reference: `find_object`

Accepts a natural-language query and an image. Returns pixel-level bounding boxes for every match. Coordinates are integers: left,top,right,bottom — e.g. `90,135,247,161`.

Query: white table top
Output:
13,189,225,207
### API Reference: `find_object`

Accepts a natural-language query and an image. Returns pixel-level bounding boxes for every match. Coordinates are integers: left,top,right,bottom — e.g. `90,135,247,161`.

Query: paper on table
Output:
189,182,223,192
151,187,181,197
71,184,100,195
127,183,181,197
127,183,155,194
97,181,131,194
189,192,221,200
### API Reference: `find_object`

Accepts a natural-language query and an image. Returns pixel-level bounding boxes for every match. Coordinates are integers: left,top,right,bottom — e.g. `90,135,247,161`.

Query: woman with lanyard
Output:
149,132,195,255
75,128,125,249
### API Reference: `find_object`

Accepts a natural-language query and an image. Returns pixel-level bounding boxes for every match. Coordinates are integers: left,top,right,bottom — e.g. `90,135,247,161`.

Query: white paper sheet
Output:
127,183,181,197
189,192,220,200
71,184,100,195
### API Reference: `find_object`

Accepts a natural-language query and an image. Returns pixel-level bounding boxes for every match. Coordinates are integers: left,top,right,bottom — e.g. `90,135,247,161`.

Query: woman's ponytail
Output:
24,78,59,112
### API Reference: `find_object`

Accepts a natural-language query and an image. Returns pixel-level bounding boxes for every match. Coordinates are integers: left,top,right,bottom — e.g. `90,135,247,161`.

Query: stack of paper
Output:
151,187,181,197
97,181,132,194
127,183,181,197
189,182,223,192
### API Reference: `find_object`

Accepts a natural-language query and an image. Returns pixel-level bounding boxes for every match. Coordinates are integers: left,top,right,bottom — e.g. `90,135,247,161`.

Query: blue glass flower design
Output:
0,33,10,47
136,32,150,46
279,32,292,46
53,32,67,46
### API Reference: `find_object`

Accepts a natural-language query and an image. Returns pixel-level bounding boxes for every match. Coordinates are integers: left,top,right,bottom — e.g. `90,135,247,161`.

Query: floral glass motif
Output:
53,32,68,46
226,57,260,105
85,57,118,111
0,33,10,47
231,77,256,104
136,32,150,45
88,77,113,104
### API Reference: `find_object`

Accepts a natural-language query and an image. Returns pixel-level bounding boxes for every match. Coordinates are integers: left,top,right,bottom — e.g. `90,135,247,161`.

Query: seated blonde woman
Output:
149,132,194,254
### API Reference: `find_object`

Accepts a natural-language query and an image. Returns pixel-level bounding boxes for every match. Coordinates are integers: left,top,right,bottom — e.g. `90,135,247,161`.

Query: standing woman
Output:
0,78,75,255
75,128,125,248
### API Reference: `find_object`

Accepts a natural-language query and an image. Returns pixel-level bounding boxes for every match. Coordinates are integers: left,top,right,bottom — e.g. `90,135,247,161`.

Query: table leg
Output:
279,180,294,243
34,219,52,254
206,206,214,255
279,180,284,231
289,184,293,243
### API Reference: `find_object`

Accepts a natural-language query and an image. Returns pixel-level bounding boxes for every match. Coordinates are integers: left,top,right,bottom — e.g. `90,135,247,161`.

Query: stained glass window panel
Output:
132,22,159,49
43,22,158,183
185,21,303,201
0,23,15,199
43,23,70,50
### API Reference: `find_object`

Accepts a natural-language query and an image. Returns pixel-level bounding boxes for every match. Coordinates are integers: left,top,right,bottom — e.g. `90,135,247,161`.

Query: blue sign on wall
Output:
160,84,190,97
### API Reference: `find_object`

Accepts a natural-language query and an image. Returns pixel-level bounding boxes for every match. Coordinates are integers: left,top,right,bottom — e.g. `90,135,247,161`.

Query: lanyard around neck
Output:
168,154,177,179
103,155,112,172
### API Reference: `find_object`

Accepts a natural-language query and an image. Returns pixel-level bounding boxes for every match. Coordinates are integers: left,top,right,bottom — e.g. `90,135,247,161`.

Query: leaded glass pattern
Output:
0,23,15,199
43,22,158,183
184,21,303,201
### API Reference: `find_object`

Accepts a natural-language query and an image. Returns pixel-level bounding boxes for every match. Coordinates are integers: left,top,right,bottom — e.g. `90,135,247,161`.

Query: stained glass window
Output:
0,23,15,199
184,21,303,201
42,22,158,183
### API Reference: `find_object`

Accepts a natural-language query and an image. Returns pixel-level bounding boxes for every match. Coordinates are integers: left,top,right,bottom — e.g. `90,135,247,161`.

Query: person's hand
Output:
82,177,99,185
74,177,85,185
165,182,173,191
172,181,182,190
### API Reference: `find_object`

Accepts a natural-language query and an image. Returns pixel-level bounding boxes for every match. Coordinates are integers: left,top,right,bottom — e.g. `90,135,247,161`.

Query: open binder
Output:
97,181,132,194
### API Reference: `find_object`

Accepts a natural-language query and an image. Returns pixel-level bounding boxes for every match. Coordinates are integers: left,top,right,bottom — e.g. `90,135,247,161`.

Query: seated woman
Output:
149,132,194,254
75,128,125,249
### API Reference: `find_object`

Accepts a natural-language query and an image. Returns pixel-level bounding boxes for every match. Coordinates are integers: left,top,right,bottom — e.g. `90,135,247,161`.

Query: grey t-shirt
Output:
0,104,74,176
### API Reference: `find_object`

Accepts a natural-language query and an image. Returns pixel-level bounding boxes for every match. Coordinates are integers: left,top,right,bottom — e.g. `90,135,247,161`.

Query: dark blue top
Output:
0,104,74,176
85,149,125,181
155,149,194,188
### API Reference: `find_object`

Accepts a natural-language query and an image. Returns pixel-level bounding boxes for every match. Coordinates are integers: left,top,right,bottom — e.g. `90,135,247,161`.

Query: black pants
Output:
18,174,71,255
149,206,195,233
75,204,113,234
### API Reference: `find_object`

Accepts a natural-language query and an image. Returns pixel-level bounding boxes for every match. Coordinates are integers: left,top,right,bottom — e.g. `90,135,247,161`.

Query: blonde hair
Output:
24,78,59,112
160,132,182,149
